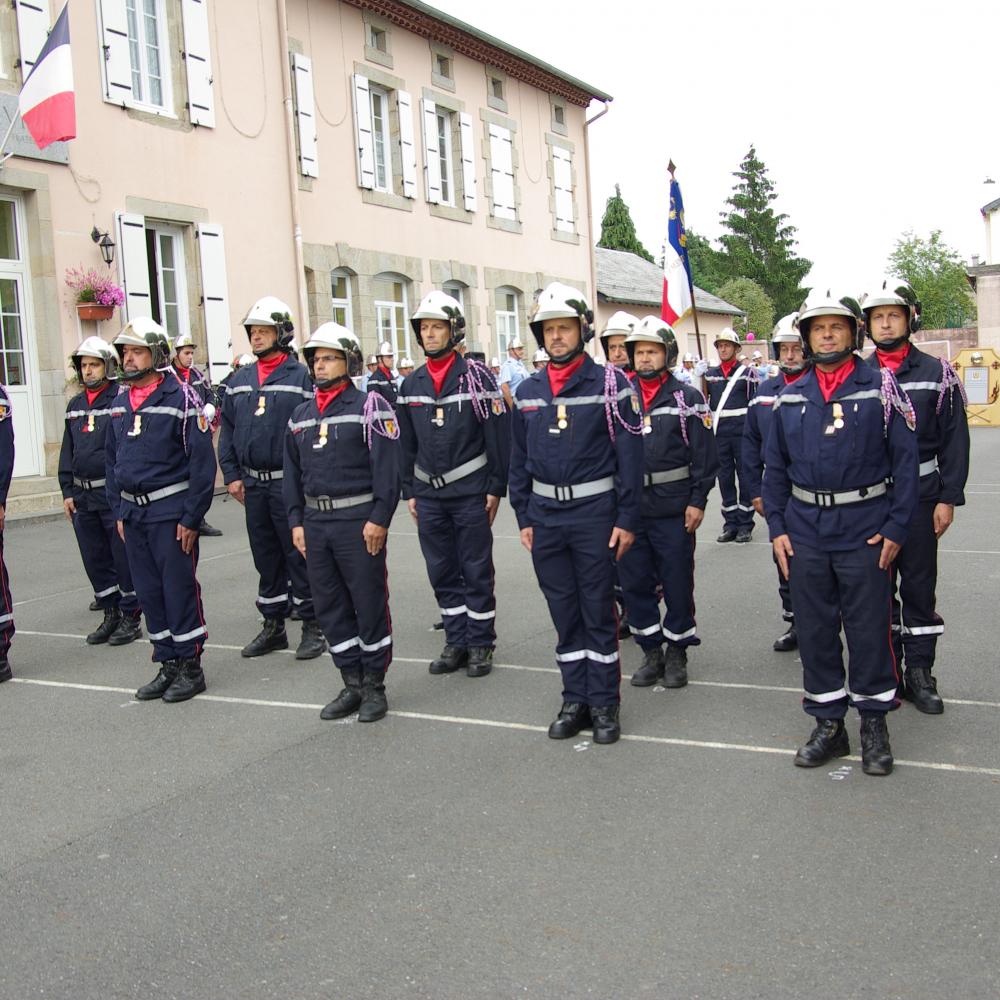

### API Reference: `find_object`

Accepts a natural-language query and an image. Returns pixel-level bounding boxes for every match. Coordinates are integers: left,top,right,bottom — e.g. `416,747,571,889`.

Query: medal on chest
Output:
643,414,652,435
549,403,569,435
255,394,266,417
127,414,142,437
432,406,445,428
84,413,96,434
313,422,329,449
825,401,845,435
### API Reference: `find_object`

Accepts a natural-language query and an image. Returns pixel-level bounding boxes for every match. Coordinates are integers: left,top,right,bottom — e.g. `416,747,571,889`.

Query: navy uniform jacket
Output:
509,355,643,531
105,376,218,529
867,345,969,506
704,362,756,435
762,358,919,550
58,383,120,512
741,371,805,501
397,354,510,500
283,385,401,529
636,374,718,518
219,354,313,485
0,386,13,508
366,366,398,407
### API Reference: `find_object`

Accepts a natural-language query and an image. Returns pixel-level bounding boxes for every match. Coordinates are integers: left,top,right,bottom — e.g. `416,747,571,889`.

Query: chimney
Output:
971,254,980,267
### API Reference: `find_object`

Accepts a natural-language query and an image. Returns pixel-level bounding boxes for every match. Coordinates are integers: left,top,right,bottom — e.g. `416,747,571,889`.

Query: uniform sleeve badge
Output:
384,418,396,436
703,412,713,429
491,398,504,416
197,413,209,433
630,393,640,414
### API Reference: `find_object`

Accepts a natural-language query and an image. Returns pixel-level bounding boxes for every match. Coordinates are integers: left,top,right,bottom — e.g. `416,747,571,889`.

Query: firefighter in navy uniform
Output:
366,341,399,406
397,291,510,678
763,290,919,776
105,319,217,702
0,384,14,683
705,328,757,542
284,324,401,723
862,278,969,714
619,317,717,689
58,337,142,646
742,314,806,652
510,283,643,744
219,297,326,660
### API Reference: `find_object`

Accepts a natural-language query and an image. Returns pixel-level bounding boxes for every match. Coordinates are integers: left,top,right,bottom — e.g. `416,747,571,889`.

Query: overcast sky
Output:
434,0,999,298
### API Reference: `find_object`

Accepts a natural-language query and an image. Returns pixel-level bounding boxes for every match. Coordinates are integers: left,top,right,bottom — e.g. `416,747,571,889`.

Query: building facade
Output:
0,0,609,481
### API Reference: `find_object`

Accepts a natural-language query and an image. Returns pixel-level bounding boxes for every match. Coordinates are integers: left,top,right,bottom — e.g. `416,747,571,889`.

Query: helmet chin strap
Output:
422,341,454,361
314,373,349,390
778,363,805,375
809,348,853,366
82,376,108,389
636,365,666,381
872,333,910,353
547,340,585,367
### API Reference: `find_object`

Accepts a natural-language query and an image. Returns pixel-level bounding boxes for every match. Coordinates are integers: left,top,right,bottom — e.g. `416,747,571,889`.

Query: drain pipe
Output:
584,99,611,349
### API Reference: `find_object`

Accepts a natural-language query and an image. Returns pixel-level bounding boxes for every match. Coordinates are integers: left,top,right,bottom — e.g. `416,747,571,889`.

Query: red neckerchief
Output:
85,384,109,406
316,382,349,413
783,370,805,386
128,376,164,411
426,351,457,395
547,354,586,396
816,359,854,402
638,373,668,410
377,364,394,378
174,364,192,382
875,342,910,374
720,359,737,378
256,351,287,383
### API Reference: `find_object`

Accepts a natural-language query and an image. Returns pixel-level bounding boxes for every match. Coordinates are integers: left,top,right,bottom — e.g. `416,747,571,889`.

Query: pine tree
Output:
718,146,811,317
597,184,654,264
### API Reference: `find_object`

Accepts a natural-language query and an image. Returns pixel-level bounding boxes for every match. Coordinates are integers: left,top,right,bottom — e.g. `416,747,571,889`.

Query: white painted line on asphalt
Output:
9,676,1000,778
15,630,1000,709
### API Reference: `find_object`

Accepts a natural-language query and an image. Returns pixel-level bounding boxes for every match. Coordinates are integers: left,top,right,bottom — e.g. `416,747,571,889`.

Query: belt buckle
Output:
319,497,333,511
555,484,573,502
134,493,150,507
259,470,272,482
430,474,447,490
815,491,833,508
643,473,653,488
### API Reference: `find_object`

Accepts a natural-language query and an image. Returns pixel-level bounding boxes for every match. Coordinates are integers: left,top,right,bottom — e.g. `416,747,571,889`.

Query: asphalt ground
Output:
2,429,999,1000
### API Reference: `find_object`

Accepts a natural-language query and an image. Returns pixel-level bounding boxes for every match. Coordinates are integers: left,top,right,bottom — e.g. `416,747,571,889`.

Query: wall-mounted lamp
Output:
90,226,116,268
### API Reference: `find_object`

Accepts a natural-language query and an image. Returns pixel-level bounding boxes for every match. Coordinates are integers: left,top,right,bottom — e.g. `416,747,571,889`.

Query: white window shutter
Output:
292,53,318,178
421,98,442,204
115,212,152,320
99,0,133,105
553,147,575,233
14,0,50,79
350,73,375,190
488,124,515,220
458,112,477,213
181,0,215,128
196,224,232,384
396,90,417,199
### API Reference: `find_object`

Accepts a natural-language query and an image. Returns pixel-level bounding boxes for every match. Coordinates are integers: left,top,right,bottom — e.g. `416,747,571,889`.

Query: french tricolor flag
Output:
18,3,75,150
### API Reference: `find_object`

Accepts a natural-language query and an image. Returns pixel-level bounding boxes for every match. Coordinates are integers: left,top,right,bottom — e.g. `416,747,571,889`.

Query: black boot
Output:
162,657,206,703
859,713,894,775
198,520,223,537
241,618,288,658
320,669,362,720
735,527,753,543
136,659,180,701
903,667,944,715
89,598,101,612
794,718,850,767
295,619,327,660
0,658,12,683
630,646,665,687
86,607,121,645
662,644,688,688
590,704,621,744
466,647,493,678
716,527,738,543
548,702,591,740
773,625,798,652
108,613,143,646
429,645,468,674
358,673,388,723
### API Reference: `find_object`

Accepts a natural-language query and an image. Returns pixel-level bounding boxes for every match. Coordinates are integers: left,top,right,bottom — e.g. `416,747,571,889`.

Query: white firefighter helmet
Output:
529,282,594,344
409,290,466,345
508,337,523,351
795,289,865,357
367,354,378,366
490,357,500,368
376,340,395,358
71,336,118,382
599,310,639,358
236,353,255,368
751,350,763,360
113,317,171,379
303,323,363,379
242,296,295,352
173,332,197,352
532,348,549,363
860,278,922,333
771,313,801,345
398,356,415,369
714,327,740,347
682,352,696,364
625,316,679,370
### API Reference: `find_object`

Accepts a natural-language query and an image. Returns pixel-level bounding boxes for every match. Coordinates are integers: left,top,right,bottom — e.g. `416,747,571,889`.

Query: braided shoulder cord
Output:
457,358,497,422
363,390,400,450
603,364,644,443
937,358,968,414
879,368,917,437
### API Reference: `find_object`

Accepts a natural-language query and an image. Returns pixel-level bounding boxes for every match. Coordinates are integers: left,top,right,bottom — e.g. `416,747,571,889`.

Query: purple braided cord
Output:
458,359,496,422
363,390,400,450
879,368,916,437
937,359,968,414
604,364,644,443
672,390,705,447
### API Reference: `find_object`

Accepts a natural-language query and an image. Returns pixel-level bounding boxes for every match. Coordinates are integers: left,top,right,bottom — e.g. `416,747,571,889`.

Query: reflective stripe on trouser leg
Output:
0,530,13,657
447,494,496,647
532,520,620,707
415,495,467,647
264,479,315,621
895,499,942,671
108,508,141,616
618,528,663,650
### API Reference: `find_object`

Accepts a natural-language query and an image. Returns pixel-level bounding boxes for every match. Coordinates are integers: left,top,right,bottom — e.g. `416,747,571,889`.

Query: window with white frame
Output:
495,286,519,355
436,111,455,206
373,273,409,358
144,223,190,340
488,124,516,221
125,0,172,111
331,269,353,329
351,74,418,199
552,146,575,233
369,85,391,192
442,280,465,315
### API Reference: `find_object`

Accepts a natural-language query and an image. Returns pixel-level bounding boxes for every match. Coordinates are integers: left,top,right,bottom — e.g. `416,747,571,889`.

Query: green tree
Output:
717,277,774,342
597,184,654,263
717,145,811,317
686,230,728,295
888,230,977,329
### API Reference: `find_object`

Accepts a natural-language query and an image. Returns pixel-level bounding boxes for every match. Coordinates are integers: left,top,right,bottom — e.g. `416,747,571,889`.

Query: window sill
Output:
364,47,393,70
362,188,414,212
431,71,456,94
429,203,473,224
486,215,522,235
550,228,580,245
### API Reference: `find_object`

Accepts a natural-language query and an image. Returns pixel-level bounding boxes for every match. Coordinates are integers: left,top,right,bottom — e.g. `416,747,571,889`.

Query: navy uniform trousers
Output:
617,517,698,650
416,495,496,648
531,516,619,707
0,530,12,659
891,499,942,671
716,422,754,531
305,517,391,676
72,507,140,615
244,478,314,621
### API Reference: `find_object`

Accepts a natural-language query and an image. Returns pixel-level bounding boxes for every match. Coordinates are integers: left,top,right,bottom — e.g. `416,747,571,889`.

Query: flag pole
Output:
668,160,703,360
0,111,20,168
